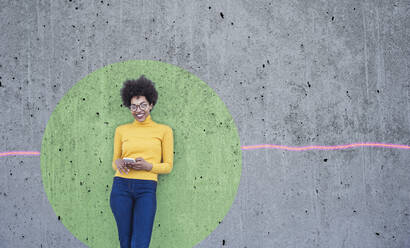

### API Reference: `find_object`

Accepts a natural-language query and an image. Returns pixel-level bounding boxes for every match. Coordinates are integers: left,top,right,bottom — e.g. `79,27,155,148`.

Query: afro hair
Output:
120,75,158,111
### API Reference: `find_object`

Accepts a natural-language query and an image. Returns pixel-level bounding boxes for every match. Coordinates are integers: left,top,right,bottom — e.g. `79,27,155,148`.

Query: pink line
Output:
0,143,409,157
0,151,41,157
241,143,410,151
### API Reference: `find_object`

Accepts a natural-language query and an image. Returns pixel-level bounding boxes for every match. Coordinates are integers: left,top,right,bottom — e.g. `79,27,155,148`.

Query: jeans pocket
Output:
145,183,157,193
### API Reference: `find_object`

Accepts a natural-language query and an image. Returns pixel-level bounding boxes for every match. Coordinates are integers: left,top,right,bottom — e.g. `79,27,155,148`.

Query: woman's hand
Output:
128,157,153,171
115,158,130,175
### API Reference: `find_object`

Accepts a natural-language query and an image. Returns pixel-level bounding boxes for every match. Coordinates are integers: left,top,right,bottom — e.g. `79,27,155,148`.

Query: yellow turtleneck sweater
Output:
111,114,174,182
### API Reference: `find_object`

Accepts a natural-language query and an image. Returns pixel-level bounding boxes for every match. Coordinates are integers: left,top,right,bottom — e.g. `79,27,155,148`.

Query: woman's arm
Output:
149,126,174,174
112,127,122,171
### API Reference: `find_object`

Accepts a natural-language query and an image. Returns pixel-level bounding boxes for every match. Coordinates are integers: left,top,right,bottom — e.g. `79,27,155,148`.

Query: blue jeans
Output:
110,176,157,248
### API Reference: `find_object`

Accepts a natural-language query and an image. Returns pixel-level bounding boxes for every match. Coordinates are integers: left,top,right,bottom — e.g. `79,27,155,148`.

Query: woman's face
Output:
130,95,153,122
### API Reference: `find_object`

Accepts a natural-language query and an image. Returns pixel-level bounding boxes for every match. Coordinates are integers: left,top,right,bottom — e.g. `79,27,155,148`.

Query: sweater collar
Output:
132,114,154,126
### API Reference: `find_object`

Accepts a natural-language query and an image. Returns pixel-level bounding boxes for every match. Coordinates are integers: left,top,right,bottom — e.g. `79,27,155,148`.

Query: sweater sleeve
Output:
112,127,122,171
150,126,174,174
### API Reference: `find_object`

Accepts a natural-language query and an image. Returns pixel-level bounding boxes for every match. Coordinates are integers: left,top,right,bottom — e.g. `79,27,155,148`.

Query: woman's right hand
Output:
115,158,130,175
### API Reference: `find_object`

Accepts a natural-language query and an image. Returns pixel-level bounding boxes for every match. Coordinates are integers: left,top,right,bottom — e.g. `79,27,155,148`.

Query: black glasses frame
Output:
129,103,149,111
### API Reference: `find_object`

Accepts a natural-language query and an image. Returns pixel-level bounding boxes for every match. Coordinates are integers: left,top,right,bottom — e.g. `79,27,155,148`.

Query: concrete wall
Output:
0,0,409,247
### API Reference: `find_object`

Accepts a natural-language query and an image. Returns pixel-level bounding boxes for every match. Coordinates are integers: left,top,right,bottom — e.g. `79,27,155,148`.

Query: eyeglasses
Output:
130,102,149,111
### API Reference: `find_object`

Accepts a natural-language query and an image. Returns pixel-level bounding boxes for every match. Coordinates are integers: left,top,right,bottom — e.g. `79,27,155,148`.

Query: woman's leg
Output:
130,189,157,248
110,180,134,248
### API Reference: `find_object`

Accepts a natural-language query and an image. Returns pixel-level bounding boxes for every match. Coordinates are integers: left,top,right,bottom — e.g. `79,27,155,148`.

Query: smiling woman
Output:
110,75,174,248
40,59,241,248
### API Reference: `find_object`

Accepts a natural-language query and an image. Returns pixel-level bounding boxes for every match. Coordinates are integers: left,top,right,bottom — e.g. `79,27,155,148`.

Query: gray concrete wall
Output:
1,0,409,247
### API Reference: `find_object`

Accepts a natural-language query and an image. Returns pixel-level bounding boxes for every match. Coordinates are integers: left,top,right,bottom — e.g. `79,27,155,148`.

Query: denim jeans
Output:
110,176,157,248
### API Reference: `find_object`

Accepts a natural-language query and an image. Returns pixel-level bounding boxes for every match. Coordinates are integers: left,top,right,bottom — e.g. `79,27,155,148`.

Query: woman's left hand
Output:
129,157,153,171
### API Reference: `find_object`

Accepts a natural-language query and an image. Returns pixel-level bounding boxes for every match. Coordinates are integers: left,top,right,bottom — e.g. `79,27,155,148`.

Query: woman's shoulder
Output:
114,123,132,131
156,123,173,132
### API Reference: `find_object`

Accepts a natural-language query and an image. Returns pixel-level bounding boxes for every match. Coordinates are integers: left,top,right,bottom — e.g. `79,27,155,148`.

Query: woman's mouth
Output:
136,113,144,118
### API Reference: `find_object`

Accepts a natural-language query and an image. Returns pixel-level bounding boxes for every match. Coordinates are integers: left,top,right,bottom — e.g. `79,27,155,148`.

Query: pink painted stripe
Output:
0,143,409,157
0,151,41,157
241,143,410,151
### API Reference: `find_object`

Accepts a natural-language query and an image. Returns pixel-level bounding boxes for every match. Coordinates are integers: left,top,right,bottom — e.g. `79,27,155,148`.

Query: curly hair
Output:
120,75,158,111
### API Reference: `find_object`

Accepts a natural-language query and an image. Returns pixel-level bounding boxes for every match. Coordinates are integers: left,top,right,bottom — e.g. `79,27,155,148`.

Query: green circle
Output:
40,60,242,248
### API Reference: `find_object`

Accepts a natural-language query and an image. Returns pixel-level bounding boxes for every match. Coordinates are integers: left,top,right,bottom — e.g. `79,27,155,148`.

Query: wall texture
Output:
0,0,409,247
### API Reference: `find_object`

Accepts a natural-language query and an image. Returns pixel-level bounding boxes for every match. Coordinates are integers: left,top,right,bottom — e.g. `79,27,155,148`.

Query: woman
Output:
110,75,174,248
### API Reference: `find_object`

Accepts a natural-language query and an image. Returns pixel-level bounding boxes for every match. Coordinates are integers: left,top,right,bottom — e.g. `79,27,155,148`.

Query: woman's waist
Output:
113,176,157,184
113,176,157,191
114,169,158,181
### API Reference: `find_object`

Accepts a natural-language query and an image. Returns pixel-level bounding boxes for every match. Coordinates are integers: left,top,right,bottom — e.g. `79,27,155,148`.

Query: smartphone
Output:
123,158,135,163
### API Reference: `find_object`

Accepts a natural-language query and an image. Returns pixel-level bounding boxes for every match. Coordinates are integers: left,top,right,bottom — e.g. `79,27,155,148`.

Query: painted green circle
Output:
40,60,242,248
